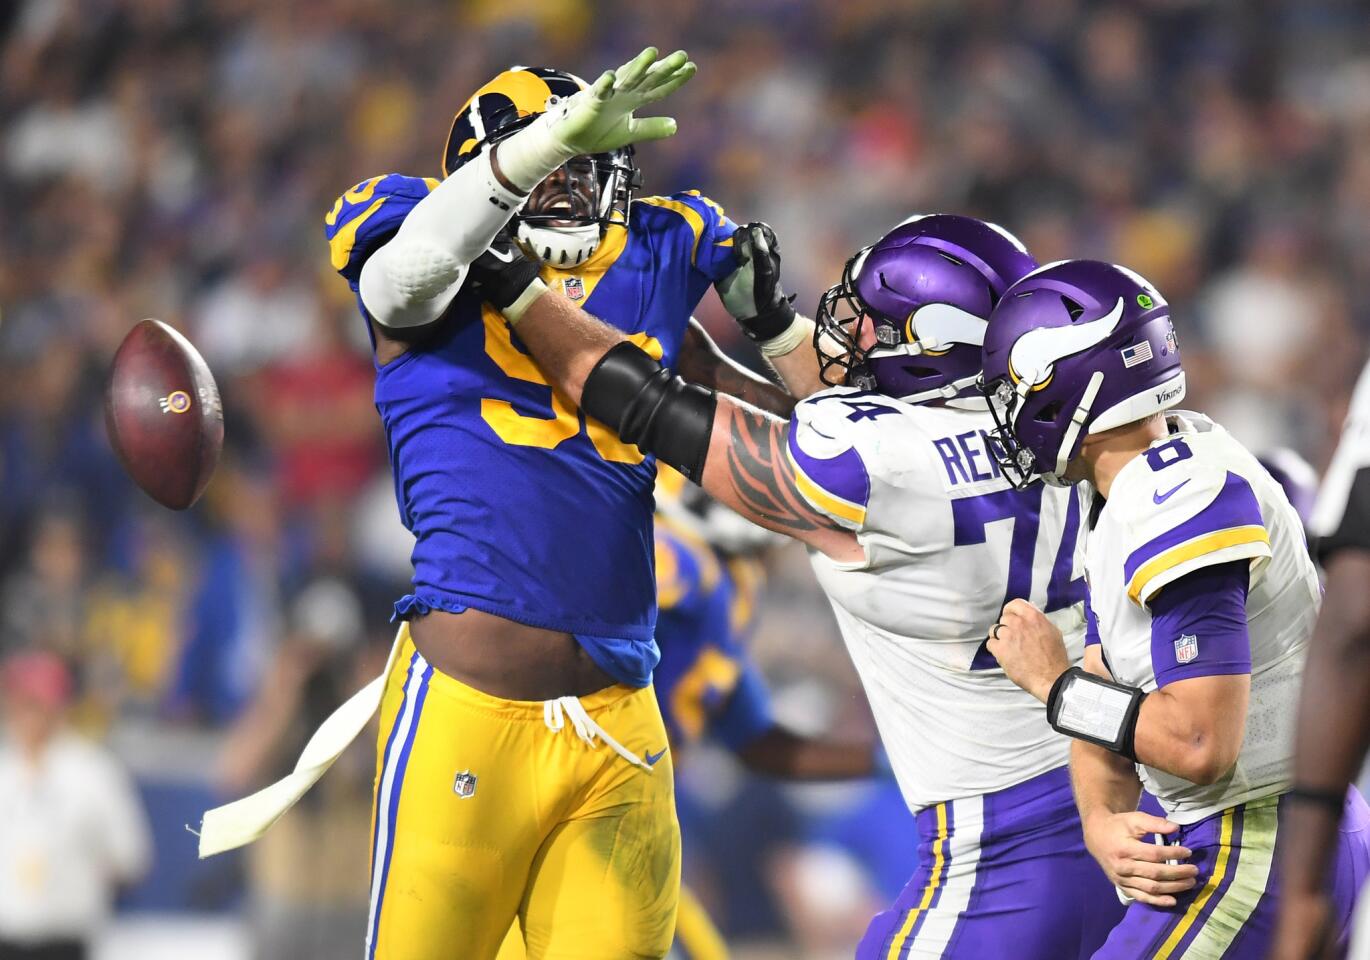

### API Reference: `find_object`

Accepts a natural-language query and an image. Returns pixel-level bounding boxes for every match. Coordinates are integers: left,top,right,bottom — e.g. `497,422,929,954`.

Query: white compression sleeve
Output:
358,101,590,330
358,149,527,330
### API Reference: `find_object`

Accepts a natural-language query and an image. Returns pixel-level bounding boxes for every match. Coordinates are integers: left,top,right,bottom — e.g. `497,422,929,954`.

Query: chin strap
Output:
1053,371,1105,477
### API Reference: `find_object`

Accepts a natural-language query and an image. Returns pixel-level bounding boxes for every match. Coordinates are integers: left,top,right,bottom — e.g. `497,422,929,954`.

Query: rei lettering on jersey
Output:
932,430,1005,489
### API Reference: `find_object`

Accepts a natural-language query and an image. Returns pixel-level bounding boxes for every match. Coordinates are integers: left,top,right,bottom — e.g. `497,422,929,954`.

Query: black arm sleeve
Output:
581,342,718,483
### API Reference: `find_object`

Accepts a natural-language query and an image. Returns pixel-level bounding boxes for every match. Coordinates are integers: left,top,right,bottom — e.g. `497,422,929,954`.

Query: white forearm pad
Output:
760,314,816,357
398,149,526,262
359,150,524,329
494,106,577,193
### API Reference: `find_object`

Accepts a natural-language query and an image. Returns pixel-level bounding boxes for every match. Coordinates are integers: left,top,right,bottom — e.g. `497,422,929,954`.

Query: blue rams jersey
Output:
324,174,739,687
650,516,773,750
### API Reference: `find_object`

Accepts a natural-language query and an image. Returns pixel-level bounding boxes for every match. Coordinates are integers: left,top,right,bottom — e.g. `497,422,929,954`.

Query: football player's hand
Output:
1082,810,1198,908
717,222,798,342
547,47,696,155
468,231,545,318
986,598,1070,702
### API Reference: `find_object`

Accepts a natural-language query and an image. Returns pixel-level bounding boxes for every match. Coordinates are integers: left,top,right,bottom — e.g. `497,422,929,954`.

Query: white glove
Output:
498,47,696,191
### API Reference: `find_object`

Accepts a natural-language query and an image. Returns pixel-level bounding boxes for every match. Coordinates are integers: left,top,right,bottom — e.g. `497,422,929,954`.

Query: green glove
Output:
496,47,696,191
549,47,697,155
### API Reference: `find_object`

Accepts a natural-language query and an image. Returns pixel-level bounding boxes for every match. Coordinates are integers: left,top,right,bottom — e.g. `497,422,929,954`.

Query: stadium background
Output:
2,0,1368,957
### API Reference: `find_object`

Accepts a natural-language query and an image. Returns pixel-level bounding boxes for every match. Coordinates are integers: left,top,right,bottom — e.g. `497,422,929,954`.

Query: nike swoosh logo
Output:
1153,479,1190,504
485,246,515,262
1008,296,1125,387
644,747,667,767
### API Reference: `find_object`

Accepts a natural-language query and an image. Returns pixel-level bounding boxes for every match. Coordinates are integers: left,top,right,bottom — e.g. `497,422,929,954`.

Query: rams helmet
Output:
443,66,642,267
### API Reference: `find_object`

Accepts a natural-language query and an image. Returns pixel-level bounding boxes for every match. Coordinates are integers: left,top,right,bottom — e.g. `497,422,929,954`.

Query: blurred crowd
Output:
2,0,1370,956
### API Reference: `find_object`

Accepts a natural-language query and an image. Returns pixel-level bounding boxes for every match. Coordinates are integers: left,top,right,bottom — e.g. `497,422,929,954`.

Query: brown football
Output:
105,319,224,510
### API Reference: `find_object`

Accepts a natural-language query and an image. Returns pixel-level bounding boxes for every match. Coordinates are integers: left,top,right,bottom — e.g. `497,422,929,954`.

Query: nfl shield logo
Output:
1174,634,1199,664
453,771,477,799
562,277,585,301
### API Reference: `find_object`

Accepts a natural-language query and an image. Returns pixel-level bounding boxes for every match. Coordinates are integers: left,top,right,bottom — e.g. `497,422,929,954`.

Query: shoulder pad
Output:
633,191,738,280
787,388,915,531
324,174,439,284
1115,438,1271,607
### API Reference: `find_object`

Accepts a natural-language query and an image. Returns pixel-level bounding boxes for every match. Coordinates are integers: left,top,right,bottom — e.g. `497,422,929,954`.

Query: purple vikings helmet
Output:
814,215,1038,403
980,259,1186,487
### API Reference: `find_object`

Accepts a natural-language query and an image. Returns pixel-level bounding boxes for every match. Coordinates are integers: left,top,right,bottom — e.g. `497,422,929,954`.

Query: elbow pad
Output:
358,241,468,331
581,342,717,483
381,241,466,302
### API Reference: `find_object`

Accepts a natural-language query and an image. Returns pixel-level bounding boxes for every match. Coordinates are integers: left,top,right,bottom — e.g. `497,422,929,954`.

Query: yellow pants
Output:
366,627,681,960
497,884,728,960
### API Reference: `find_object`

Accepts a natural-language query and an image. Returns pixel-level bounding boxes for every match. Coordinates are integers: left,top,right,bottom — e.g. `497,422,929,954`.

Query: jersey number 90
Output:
479,306,663,463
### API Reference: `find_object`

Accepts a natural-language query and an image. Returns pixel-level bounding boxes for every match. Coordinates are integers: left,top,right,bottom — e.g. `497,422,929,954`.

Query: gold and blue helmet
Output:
442,66,641,266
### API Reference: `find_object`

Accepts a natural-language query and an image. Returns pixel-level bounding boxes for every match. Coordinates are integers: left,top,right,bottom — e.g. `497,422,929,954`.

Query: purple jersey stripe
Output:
1123,471,1264,584
786,418,871,510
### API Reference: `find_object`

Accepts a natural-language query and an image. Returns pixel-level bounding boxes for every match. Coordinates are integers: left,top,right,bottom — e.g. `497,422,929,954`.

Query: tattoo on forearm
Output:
722,404,830,533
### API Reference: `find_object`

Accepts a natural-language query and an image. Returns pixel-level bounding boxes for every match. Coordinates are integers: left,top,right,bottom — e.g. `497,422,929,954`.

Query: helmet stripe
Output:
443,69,556,176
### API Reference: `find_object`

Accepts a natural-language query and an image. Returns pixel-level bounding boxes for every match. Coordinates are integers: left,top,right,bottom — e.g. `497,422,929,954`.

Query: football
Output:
105,319,224,510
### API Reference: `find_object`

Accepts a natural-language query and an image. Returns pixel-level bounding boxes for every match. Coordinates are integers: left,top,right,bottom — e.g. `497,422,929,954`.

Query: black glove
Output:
717,222,797,342
467,231,543,312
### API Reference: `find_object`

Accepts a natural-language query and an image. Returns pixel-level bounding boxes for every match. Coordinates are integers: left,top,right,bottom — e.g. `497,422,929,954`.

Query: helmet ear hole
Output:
1034,401,1063,424
1060,296,1085,322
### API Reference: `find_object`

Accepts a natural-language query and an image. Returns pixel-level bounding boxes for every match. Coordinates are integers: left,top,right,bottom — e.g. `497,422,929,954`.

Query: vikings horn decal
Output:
1008,296,1125,389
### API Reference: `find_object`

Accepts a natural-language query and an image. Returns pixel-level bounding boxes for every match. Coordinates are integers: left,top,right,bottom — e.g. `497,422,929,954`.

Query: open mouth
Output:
542,197,581,225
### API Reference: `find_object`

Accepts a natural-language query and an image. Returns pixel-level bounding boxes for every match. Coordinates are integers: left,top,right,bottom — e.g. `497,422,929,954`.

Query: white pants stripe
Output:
364,652,429,958
906,793,986,958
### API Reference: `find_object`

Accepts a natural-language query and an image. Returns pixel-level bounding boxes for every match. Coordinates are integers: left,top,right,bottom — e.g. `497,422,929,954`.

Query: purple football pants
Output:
1091,788,1370,959
856,766,1122,960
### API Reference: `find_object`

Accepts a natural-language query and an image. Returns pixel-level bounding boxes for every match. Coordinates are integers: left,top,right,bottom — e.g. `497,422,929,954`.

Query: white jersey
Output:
1085,411,1321,824
788,387,1087,811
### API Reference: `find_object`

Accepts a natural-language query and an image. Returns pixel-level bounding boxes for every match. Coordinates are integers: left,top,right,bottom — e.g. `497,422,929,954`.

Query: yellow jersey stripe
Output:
329,196,387,271
636,196,706,263
886,802,948,960
788,448,867,526
1152,807,1236,959
1126,526,1270,605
